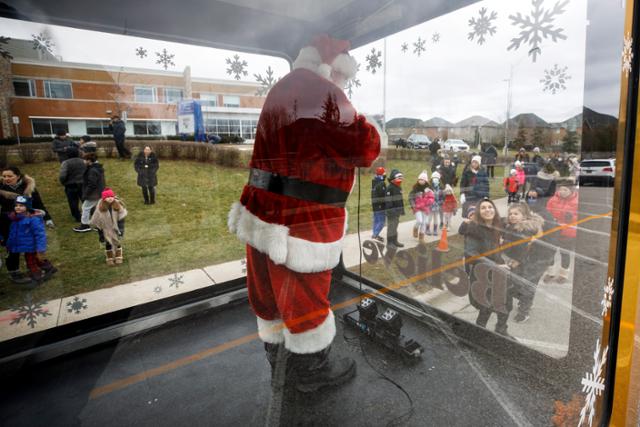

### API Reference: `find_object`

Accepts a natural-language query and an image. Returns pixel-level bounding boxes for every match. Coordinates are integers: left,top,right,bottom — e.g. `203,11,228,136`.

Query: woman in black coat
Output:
134,146,159,204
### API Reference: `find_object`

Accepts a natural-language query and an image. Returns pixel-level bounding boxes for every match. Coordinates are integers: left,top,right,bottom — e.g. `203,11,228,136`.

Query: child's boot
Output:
41,260,58,280
114,247,124,265
106,250,115,266
9,271,32,285
418,232,425,242
412,226,418,238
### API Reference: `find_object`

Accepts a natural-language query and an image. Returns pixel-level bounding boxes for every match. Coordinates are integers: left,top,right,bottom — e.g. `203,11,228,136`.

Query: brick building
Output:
1,41,265,140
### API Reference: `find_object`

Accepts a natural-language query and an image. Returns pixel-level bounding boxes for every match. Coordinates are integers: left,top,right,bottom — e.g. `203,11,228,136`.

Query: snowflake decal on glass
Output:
468,7,497,45
601,277,614,317
240,258,247,274
135,47,148,58
31,33,54,55
413,37,426,56
0,36,13,60
365,48,382,74
153,286,162,294
345,63,361,99
622,33,633,76
540,64,571,94
10,295,51,328
579,339,608,427
66,296,88,314
432,33,441,43
254,66,280,96
400,43,408,53
155,49,175,70
168,273,184,289
226,54,248,80
508,0,569,62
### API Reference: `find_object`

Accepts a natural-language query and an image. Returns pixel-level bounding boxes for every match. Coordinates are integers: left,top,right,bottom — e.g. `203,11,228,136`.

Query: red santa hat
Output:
293,34,358,81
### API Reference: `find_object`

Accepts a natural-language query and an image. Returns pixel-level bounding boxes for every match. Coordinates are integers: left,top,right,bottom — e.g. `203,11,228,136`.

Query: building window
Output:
134,86,157,103
13,79,36,97
165,88,183,103
44,80,73,99
86,120,111,135
199,93,218,107
133,120,162,135
223,95,240,107
203,118,254,137
31,119,69,136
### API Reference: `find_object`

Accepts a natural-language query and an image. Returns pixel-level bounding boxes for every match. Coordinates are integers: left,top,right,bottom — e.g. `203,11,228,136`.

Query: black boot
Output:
265,342,290,388
288,345,356,393
9,271,32,285
142,188,150,205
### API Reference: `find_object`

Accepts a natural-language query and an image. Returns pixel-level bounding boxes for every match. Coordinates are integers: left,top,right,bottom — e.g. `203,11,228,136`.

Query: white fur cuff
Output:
283,310,336,354
256,317,285,344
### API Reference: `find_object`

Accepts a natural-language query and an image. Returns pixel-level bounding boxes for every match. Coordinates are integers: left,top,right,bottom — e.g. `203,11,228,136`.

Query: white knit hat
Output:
472,155,482,164
418,171,429,181
510,169,517,175
431,171,441,180
514,160,522,167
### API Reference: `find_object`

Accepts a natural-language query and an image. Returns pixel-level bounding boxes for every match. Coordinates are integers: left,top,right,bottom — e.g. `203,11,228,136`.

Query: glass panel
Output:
223,95,240,107
50,119,69,135
12,79,34,97
44,80,72,98
147,121,161,135
165,88,183,103
86,120,110,135
31,119,52,135
135,87,156,103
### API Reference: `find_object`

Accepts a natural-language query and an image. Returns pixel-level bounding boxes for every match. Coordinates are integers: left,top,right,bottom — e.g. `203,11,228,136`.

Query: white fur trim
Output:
293,46,324,75
284,310,336,354
317,63,332,80
228,202,344,273
331,53,358,80
256,317,285,344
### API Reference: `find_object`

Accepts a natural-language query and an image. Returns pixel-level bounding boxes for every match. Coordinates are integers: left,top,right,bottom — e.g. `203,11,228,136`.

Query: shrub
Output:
217,148,241,167
17,145,39,164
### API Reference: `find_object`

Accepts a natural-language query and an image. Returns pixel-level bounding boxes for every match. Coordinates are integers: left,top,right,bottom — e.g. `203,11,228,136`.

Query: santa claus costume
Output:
228,35,380,391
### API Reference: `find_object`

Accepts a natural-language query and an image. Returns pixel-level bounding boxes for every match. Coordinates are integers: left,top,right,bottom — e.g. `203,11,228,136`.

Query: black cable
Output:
350,166,414,426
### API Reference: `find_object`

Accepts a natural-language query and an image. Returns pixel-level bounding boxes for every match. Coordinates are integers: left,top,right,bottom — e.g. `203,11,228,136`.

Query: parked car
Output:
443,139,470,152
579,159,615,186
407,133,431,149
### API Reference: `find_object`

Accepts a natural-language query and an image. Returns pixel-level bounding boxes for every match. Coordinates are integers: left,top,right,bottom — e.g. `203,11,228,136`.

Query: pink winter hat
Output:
101,188,116,200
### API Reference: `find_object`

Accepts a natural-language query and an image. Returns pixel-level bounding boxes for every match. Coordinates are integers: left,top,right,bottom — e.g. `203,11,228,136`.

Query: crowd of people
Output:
0,120,159,288
371,145,581,336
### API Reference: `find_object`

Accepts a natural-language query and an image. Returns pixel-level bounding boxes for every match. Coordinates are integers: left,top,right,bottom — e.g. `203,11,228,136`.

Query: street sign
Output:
12,116,19,124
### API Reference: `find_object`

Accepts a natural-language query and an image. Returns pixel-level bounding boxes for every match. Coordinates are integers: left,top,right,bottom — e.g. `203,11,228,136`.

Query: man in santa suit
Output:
228,34,380,392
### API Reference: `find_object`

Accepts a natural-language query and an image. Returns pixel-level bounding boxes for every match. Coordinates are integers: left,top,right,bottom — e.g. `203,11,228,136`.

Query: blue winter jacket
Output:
7,210,47,253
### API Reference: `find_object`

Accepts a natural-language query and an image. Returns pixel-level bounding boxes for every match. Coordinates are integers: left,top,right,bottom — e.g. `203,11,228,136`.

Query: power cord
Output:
348,166,415,426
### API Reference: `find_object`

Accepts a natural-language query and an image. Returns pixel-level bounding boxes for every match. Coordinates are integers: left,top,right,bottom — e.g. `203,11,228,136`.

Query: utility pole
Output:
503,66,513,157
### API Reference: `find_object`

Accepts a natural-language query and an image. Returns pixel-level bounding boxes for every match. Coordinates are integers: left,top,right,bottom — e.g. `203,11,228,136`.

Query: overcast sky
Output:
1,0,626,123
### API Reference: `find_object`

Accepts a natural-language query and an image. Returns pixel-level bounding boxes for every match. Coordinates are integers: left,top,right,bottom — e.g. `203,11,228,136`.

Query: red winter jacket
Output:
546,191,579,238
442,194,458,214
503,176,519,193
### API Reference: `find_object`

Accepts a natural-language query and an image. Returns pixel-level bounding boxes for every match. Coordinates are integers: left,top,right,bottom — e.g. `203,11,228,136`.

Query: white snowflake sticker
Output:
622,33,633,76
155,48,175,70
468,7,498,45
345,63,361,98
508,0,569,62
365,48,382,74
579,339,608,427
226,54,249,80
540,64,571,94
413,37,426,56
601,277,614,317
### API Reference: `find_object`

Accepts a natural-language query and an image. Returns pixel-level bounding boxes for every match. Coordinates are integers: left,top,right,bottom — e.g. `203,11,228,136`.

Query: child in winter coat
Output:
504,169,520,203
501,202,551,322
430,171,444,234
414,186,435,241
545,178,579,283
5,195,57,286
441,184,458,230
385,169,405,248
371,166,387,242
514,161,527,198
90,188,128,266
408,171,430,240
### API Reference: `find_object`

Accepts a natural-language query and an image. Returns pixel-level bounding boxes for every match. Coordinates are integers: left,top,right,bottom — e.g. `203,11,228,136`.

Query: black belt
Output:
248,168,349,207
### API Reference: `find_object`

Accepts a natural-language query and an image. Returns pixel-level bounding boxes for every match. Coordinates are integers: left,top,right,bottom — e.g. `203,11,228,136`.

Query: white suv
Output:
579,159,615,186
443,139,470,152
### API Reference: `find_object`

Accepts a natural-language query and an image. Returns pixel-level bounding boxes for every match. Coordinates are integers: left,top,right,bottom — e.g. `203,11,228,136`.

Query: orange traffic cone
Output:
436,227,450,252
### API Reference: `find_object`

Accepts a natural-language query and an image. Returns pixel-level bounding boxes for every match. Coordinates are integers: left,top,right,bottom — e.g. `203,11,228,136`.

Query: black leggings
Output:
141,186,156,203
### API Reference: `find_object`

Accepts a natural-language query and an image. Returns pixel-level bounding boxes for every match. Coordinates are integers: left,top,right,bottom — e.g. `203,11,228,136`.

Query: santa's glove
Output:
460,194,466,205
46,220,55,229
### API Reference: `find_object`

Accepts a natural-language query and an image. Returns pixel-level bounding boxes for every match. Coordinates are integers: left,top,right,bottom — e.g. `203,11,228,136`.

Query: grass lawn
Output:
1,158,505,309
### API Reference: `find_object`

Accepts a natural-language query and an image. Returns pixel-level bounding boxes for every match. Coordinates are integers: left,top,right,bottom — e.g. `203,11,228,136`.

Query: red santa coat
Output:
228,67,380,352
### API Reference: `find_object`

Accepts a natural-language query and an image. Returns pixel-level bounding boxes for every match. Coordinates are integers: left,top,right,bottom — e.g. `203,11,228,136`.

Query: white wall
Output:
161,121,177,135
68,120,86,136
